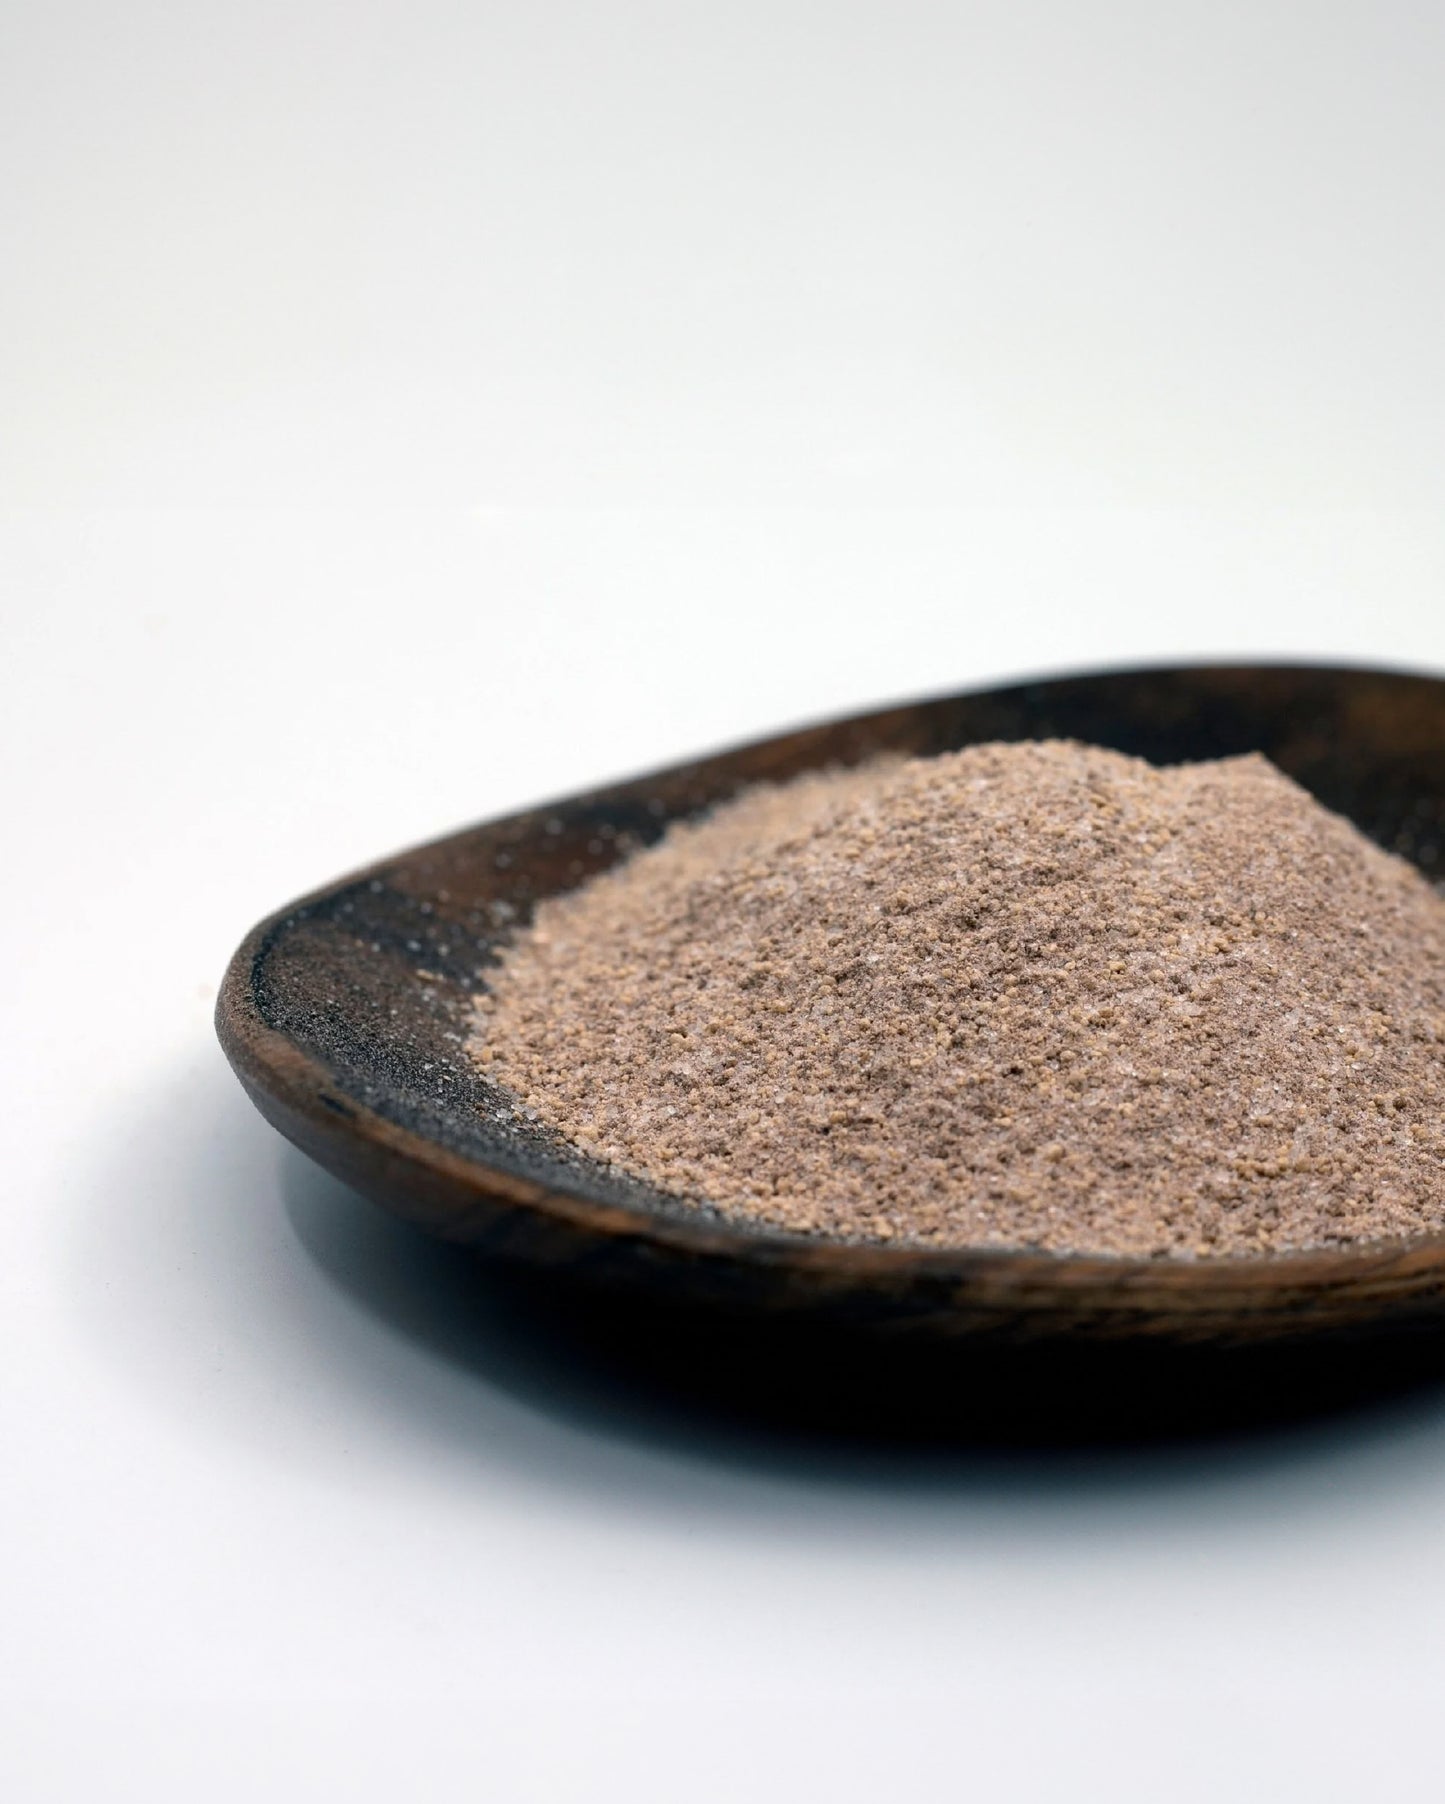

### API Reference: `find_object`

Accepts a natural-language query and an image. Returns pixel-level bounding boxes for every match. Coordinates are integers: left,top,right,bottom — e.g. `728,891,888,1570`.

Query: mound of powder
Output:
471,742,1445,1258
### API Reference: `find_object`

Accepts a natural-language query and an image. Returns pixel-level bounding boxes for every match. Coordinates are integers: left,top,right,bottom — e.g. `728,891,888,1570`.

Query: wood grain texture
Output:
217,663,1445,1352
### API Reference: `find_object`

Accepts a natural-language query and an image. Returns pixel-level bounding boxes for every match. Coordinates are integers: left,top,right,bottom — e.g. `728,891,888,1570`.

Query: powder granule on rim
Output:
470,741,1445,1258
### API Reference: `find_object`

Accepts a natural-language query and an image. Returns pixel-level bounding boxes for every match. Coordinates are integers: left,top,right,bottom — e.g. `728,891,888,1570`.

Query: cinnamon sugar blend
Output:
471,743,1445,1258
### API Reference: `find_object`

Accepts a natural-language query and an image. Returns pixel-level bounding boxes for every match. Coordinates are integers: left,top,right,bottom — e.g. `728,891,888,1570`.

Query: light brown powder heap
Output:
472,742,1445,1258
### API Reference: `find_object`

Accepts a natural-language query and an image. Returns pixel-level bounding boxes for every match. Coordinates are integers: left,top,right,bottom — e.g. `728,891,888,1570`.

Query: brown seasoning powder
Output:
471,742,1445,1257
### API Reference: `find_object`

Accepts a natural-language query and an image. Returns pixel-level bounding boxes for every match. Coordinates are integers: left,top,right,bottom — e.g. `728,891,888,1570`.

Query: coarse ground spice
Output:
471,742,1445,1258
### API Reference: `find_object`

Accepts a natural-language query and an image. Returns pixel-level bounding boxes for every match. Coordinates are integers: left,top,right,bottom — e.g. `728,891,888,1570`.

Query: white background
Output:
4,4,1445,1799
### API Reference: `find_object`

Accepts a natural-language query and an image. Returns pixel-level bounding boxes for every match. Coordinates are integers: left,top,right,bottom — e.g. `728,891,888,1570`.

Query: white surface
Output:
4,4,1445,1800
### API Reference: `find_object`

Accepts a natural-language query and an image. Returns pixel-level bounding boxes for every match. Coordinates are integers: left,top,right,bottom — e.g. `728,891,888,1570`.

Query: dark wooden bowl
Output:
218,663,1445,1363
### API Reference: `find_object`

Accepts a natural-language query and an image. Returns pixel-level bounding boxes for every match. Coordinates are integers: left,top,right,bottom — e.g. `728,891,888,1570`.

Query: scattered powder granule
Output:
470,742,1445,1258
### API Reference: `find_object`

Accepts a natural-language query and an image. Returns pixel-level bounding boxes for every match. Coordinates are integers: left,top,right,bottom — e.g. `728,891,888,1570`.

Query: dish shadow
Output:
282,1143,1445,1472
67,1057,1445,1519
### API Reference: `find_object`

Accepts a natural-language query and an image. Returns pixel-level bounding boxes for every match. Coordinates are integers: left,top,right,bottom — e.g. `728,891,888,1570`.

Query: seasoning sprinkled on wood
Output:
471,742,1445,1258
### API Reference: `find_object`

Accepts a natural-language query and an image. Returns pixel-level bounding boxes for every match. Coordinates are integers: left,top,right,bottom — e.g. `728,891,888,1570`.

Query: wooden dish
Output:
217,663,1445,1358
